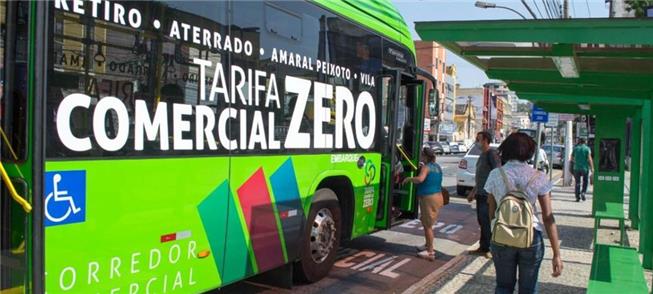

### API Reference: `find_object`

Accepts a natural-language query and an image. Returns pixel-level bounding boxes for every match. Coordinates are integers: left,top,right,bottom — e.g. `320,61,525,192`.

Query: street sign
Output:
438,121,456,133
531,106,549,123
424,118,431,132
558,114,575,121
577,122,588,137
545,113,559,127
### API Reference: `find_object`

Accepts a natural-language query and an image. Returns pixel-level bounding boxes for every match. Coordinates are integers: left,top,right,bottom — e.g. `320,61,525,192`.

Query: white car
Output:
455,142,468,153
456,143,500,196
440,142,451,154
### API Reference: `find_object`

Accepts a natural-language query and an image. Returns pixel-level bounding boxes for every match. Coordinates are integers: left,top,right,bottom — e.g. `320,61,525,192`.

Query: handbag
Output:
442,188,450,205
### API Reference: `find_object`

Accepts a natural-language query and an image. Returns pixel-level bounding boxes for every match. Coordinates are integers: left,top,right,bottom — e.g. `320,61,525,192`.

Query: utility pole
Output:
563,120,573,186
534,123,543,169
467,96,473,140
563,0,569,18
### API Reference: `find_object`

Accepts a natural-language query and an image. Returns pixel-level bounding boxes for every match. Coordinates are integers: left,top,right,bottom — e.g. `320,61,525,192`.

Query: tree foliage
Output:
516,102,532,113
625,0,653,17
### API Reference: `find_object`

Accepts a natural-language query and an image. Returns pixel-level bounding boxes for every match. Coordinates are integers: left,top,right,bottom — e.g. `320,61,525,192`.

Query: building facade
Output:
415,41,446,141
456,86,484,142
484,82,515,141
454,100,476,143
439,65,457,141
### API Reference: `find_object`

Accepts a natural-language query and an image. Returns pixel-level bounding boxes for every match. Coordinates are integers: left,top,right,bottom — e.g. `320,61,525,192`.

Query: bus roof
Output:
313,0,416,58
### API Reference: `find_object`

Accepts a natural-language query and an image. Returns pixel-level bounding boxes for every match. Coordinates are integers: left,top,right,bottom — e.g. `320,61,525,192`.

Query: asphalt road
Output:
216,154,477,294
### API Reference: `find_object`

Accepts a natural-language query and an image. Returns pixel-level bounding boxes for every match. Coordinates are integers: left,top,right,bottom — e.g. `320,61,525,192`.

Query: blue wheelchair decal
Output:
44,170,86,227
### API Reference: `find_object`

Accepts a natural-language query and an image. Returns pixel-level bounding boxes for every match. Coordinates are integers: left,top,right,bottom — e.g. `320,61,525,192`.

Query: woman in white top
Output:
484,132,563,294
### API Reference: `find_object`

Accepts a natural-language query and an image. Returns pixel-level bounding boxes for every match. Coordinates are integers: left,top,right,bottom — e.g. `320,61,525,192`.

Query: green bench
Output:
587,244,648,293
594,202,626,246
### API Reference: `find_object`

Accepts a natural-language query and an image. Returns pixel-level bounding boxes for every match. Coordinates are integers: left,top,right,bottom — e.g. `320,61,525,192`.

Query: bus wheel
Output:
295,189,341,282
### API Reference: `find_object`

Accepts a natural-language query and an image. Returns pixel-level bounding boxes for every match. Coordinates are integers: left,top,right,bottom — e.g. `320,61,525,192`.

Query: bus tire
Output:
295,189,342,283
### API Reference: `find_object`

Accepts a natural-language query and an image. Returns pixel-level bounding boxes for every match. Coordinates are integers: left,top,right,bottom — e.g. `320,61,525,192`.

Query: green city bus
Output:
0,0,437,292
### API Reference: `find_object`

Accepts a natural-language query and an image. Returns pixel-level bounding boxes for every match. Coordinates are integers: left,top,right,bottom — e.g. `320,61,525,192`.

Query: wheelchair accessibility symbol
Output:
44,170,86,227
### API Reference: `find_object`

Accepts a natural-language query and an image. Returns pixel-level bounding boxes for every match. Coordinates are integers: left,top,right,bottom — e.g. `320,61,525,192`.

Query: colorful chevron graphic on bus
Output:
197,158,305,284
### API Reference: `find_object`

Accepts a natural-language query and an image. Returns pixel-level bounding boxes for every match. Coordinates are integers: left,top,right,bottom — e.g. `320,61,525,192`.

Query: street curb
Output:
401,250,472,294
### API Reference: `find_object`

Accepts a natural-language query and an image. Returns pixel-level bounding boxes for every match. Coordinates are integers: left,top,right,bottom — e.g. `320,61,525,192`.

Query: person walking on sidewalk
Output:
570,138,594,202
485,133,563,293
467,131,500,258
403,147,444,261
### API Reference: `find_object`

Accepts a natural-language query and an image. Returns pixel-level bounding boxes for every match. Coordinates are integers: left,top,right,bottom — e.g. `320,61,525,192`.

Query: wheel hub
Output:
309,208,336,264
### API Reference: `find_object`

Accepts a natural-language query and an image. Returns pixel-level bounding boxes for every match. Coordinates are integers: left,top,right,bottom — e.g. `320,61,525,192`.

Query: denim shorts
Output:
490,230,544,294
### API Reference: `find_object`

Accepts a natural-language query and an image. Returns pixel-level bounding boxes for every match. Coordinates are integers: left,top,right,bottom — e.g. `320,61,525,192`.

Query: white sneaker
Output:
415,244,427,252
417,250,435,261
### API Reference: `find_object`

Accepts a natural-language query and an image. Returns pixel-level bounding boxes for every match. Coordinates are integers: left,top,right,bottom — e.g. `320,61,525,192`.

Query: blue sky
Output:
393,0,611,87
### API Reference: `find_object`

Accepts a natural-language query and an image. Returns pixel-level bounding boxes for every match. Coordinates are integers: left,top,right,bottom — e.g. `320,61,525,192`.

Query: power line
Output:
550,0,561,18
532,0,545,18
555,0,563,18
542,0,553,18
520,0,539,19
547,0,558,18
541,0,550,18
552,0,561,18
585,0,591,17
571,0,577,18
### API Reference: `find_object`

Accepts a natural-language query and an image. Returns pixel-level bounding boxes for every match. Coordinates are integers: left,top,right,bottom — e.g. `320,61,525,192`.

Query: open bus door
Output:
375,69,426,229
0,0,35,292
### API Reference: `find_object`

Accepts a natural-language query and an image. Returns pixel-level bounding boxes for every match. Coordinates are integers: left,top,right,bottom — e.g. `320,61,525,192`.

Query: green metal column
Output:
591,108,627,215
630,110,642,230
639,100,652,268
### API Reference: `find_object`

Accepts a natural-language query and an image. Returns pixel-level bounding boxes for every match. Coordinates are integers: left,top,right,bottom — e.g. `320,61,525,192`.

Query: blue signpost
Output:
531,106,548,170
531,106,549,123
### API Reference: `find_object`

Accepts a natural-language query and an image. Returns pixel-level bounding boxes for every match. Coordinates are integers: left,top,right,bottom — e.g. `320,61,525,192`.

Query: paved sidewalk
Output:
407,175,653,293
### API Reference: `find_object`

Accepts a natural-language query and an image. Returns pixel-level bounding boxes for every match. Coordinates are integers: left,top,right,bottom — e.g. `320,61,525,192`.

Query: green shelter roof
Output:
415,18,653,113
314,0,415,56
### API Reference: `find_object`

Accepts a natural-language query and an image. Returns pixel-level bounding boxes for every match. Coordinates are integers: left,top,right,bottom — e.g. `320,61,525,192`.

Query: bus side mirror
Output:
428,89,439,116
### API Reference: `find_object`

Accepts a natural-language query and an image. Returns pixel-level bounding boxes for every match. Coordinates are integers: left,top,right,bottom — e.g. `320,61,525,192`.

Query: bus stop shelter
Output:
415,18,653,278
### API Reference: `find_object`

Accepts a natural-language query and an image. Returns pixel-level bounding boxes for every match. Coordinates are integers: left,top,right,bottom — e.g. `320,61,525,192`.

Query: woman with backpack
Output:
484,132,563,293
403,147,444,261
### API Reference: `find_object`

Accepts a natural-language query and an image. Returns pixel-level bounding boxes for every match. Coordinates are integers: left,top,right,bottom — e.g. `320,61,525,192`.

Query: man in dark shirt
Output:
467,131,501,257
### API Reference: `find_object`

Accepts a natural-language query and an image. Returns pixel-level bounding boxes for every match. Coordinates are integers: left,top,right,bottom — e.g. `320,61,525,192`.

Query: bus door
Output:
0,0,33,292
375,70,423,229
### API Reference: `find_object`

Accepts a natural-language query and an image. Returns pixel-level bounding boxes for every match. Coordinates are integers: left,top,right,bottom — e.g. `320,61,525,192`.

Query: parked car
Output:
456,143,500,196
456,142,468,153
439,141,451,154
449,142,460,154
542,144,565,168
425,141,444,154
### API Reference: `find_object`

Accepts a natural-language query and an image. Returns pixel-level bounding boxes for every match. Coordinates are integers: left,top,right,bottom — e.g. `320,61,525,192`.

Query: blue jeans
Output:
490,230,545,294
573,170,589,200
476,194,492,252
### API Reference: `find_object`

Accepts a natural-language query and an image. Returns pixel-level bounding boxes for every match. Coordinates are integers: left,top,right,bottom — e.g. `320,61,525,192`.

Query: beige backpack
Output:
491,168,538,248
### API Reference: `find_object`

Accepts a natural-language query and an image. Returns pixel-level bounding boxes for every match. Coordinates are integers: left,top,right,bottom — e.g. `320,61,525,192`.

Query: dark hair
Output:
578,138,586,144
422,147,436,163
498,132,536,162
477,131,492,144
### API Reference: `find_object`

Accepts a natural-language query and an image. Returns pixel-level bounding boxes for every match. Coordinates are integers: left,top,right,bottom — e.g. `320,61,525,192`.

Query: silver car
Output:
543,144,565,168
